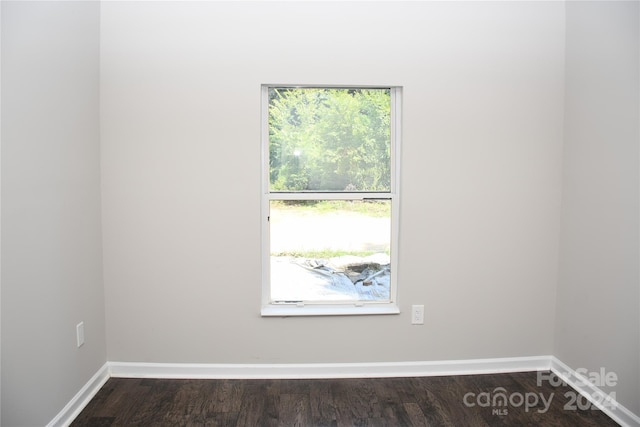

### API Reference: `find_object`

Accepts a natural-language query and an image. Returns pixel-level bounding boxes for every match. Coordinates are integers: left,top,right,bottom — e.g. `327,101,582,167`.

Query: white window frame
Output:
261,85,402,316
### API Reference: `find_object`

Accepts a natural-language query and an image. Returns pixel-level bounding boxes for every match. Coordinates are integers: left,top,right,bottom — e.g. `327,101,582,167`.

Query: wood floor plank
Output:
212,379,244,414
372,378,415,426
233,382,270,427
70,372,620,427
403,402,428,427
279,393,312,427
128,379,182,425
309,379,338,426
397,377,455,427
332,378,380,423
418,376,490,427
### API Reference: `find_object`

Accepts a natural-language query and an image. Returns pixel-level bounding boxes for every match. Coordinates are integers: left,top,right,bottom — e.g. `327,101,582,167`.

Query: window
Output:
261,86,401,316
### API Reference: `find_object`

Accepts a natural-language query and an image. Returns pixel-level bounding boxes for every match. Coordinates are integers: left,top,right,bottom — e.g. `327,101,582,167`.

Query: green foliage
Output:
269,88,391,192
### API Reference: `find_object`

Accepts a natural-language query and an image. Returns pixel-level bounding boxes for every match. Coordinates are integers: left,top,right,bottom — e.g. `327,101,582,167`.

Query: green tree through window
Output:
268,88,391,192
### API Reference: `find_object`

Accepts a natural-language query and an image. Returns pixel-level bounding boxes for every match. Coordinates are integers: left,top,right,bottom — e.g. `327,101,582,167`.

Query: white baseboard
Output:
550,357,640,427
108,355,553,379
46,363,110,427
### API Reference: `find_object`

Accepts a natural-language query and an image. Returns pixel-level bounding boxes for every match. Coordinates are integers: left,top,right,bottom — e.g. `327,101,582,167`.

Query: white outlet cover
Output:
411,305,424,325
76,322,85,347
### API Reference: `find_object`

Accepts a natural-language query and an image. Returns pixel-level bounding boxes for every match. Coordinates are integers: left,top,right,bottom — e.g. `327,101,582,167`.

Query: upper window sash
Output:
263,86,400,195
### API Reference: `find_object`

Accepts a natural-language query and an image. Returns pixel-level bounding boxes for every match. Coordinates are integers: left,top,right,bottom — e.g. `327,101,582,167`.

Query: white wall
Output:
101,1,565,364
1,0,637,424
556,0,640,416
1,2,106,426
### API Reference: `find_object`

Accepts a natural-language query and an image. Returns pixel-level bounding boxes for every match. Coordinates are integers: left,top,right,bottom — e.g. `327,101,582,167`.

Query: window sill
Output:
261,303,400,317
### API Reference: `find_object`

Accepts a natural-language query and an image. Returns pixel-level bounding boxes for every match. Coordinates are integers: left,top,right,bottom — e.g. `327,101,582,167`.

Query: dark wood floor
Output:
71,371,619,426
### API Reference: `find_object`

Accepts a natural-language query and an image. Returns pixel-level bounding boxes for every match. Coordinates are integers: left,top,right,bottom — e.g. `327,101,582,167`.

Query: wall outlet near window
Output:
411,305,425,325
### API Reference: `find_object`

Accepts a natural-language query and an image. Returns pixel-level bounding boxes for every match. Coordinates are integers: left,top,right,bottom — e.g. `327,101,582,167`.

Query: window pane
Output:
270,200,391,302
268,88,391,192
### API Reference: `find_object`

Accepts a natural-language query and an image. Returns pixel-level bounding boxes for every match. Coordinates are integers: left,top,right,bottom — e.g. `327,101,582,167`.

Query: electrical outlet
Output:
411,305,424,325
76,322,85,347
